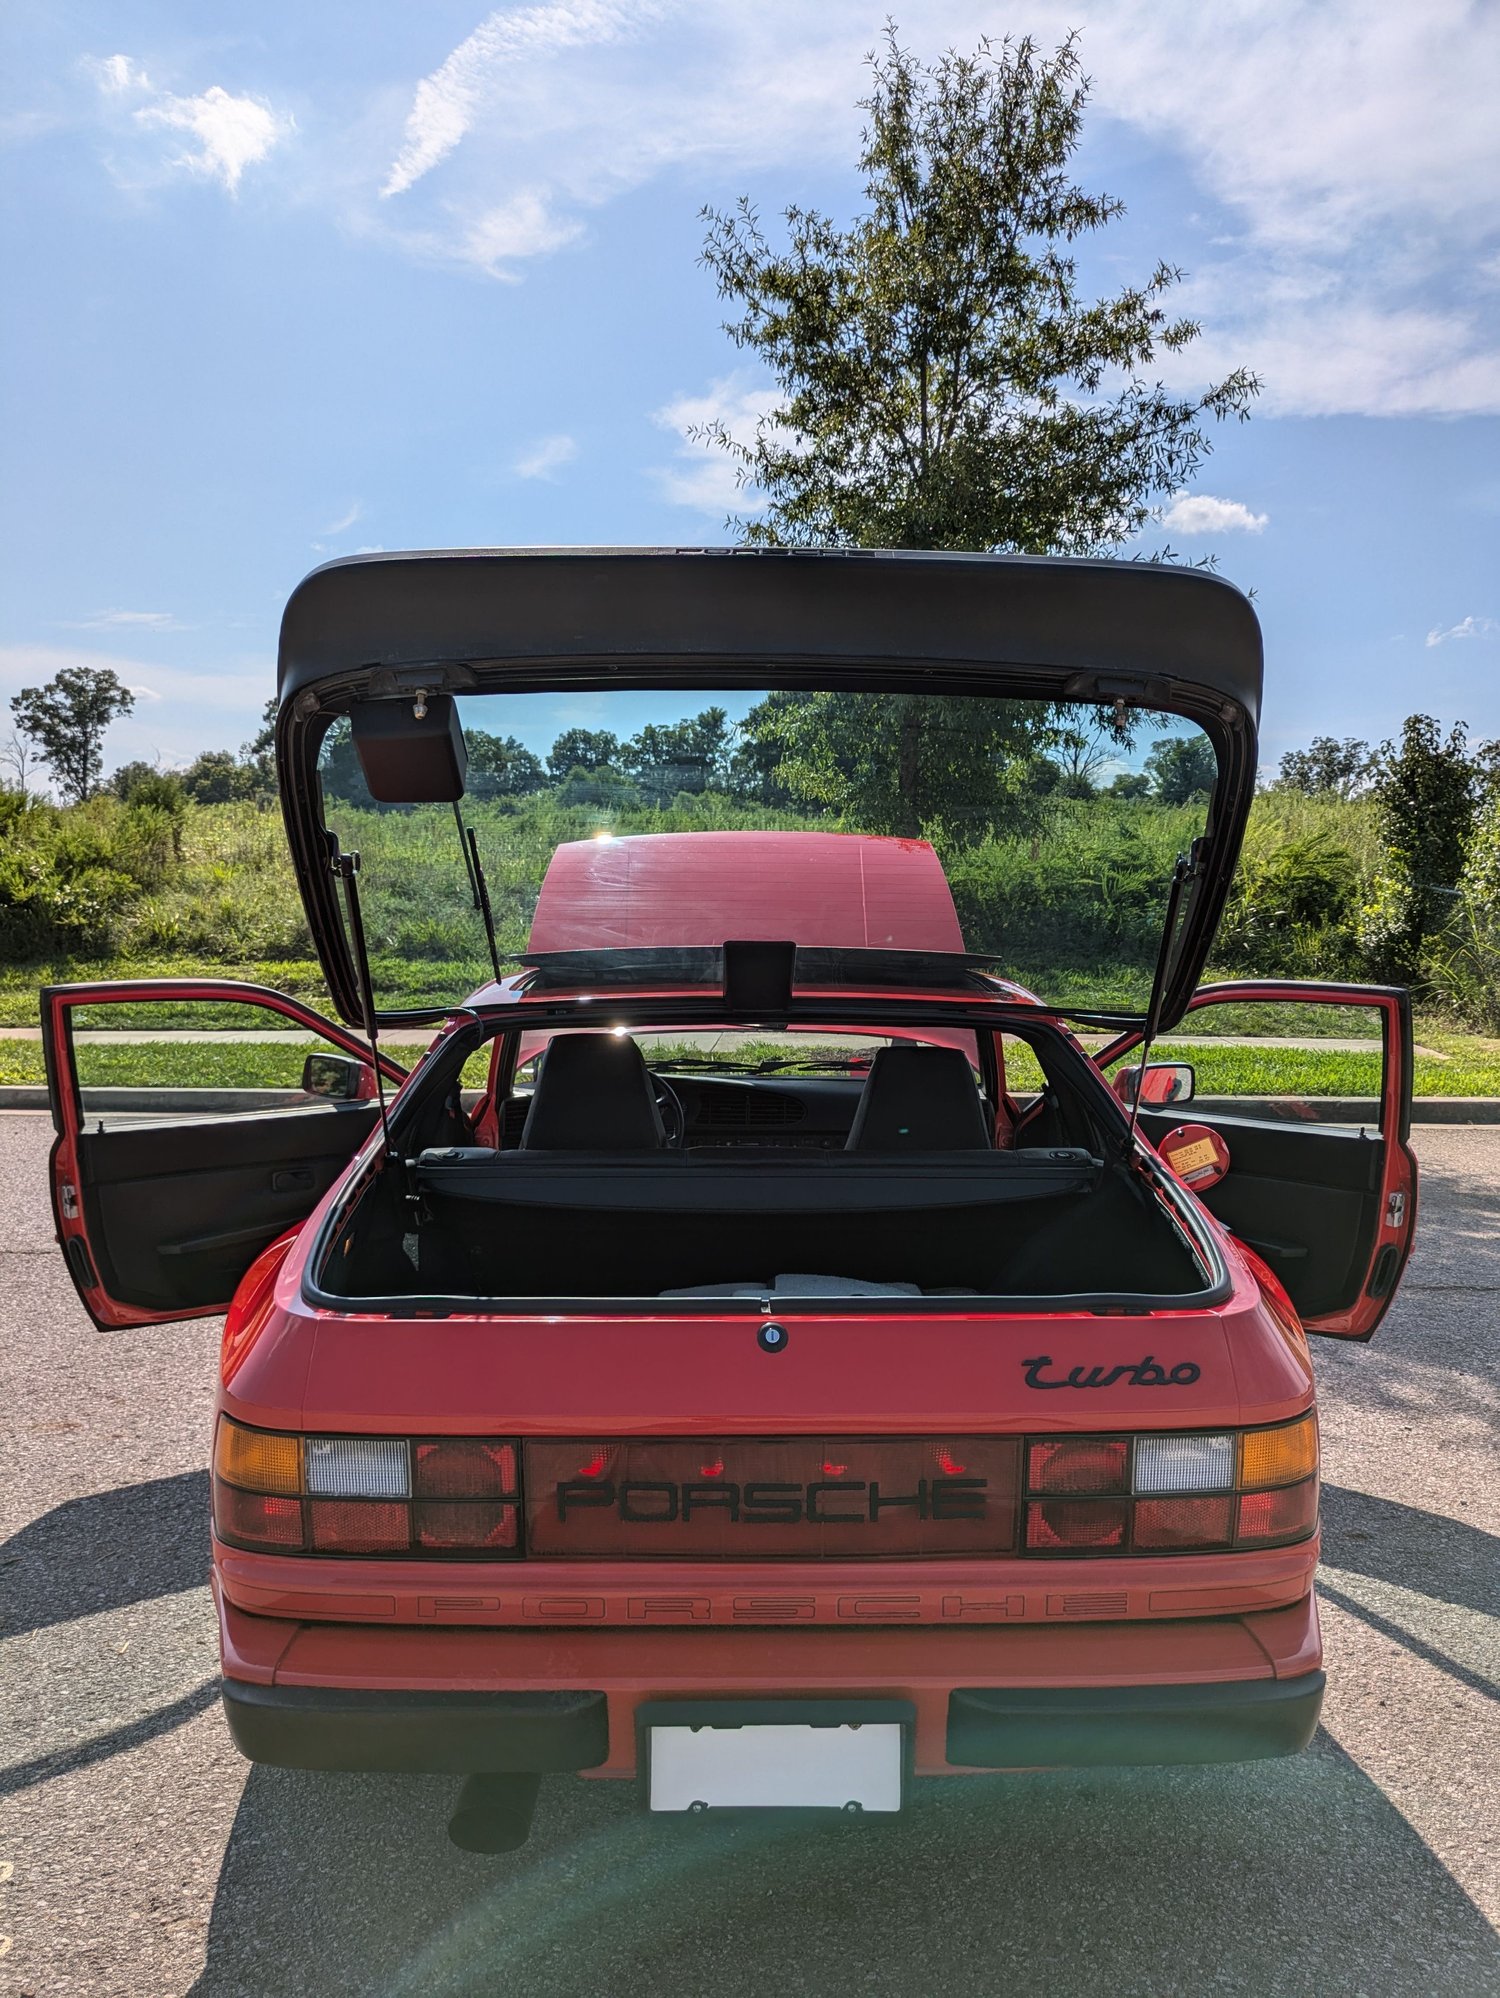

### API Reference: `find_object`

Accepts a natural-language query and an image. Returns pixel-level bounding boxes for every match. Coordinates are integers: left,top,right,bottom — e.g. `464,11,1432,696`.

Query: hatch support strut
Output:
331,840,400,1170
1125,842,1202,1150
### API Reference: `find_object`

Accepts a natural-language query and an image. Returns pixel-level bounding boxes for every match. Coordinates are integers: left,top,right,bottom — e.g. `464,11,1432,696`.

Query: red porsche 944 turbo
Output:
43,550,1417,1851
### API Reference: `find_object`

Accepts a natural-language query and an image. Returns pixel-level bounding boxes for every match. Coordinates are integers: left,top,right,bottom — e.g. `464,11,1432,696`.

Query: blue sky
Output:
2,1,1497,783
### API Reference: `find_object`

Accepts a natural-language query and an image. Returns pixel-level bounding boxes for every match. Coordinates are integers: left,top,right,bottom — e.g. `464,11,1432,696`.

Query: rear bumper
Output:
218,1586,1322,1777
222,1670,1324,1775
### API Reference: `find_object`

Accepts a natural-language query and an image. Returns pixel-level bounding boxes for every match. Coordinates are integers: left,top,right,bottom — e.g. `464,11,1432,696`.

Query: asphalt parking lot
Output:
1,1113,1495,1998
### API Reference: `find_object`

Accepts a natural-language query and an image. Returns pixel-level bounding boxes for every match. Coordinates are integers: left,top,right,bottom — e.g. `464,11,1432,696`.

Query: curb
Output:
3,1086,1499,1123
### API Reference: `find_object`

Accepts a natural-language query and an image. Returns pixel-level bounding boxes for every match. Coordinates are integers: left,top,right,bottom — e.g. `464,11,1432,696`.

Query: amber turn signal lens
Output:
1239,1415,1318,1490
215,1418,300,1495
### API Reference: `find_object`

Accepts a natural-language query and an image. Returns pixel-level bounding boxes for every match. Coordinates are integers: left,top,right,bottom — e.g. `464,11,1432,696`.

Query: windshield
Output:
318,685,1219,1015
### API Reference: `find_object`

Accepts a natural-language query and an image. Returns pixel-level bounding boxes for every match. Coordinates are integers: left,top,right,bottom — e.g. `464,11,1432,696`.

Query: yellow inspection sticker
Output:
1165,1136,1219,1176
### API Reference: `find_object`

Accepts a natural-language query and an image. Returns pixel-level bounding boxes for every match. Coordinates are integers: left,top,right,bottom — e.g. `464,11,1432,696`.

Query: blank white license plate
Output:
648,1720,904,1814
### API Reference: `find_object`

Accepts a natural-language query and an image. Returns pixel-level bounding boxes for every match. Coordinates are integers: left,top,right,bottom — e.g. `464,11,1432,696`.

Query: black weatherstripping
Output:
274,548,1261,1028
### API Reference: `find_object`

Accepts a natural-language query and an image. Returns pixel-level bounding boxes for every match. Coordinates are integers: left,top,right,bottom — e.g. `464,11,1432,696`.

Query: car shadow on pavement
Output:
0,1468,208,1639
189,1730,1499,1998
1320,1483,1500,1621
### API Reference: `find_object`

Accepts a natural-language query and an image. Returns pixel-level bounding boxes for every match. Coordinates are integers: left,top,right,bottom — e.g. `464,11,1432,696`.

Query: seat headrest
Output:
519,1033,665,1151
845,1045,991,1152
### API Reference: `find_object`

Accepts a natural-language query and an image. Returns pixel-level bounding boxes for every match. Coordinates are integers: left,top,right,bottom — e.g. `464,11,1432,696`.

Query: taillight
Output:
1021,1413,1317,1556
212,1419,522,1559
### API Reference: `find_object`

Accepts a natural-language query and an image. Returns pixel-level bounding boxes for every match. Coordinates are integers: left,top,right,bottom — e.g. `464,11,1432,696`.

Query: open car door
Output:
43,980,408,1330
1098,981,1417,1339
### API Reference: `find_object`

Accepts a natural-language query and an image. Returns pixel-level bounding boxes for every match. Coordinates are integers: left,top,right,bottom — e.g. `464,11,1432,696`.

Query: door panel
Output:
1097,981,1417,1339
43,980,406,1329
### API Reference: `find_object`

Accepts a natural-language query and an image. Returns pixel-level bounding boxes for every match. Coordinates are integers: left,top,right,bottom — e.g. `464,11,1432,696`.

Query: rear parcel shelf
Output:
406,1148,1104,1213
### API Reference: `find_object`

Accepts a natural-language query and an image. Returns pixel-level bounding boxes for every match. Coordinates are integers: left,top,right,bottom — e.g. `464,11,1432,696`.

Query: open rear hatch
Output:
273,548,1261,1030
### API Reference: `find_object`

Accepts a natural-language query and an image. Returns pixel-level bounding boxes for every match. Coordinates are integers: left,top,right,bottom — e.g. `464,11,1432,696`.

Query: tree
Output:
621,708,733,805
546,729,620,780
110,761,185,812
697,28,1256,552
180,749,256,806
465,730,547,798
1361,715,1482,980
0,731,37,796
1144,734,1217,805
1275,736,1374,799
10,666,136,803
745,690,1057,838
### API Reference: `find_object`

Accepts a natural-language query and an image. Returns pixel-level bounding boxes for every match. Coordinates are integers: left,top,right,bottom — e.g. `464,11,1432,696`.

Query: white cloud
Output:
1425,615,1499,647
65,608,184,631
649,374,781,513
513,433,578,479
1160,493,1268,536
84,54,151,96
460,190,582,274
86,55,290,194
362,0,1499,410
382,1,664,197
319,502,364,536
127,683,164,702
135,83,289,194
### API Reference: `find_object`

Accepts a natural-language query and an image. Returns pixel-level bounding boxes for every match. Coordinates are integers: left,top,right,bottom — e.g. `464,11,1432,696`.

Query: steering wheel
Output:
653,1074,687,1150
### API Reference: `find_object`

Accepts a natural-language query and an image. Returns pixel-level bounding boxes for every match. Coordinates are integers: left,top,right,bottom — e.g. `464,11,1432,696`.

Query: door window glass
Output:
65,998,379,1126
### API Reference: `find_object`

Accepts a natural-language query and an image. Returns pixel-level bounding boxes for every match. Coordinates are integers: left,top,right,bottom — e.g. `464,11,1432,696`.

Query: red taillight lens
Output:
309,1499,410,1554
1236,1478,1318,1547
214,1482,304,1551
1027,1438,1128,1494
1133,1494,1235,1550
415,1501,519,1551
1025,1497,1129,1551
414,1440,518,1498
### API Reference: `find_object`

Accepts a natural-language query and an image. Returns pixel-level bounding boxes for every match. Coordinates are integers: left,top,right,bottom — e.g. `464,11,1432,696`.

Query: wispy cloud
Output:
460,190,582,275
1425,614,1499,647
85,52,290,194
382,2,663,198
650,374,781,513
513,433,577,479
64,608,185,631
1160,493,1269,536
319,501,364,536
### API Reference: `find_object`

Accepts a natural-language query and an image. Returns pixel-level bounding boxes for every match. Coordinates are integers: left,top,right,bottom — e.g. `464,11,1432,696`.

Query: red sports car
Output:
43,550,1416,1851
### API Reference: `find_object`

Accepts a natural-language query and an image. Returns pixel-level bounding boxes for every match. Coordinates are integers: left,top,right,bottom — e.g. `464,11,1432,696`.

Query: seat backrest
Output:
519,1033,665,1151
845,1045,991,1152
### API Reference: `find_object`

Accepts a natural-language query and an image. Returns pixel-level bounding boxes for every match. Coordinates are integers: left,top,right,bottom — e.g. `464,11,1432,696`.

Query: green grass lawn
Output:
6,1029,1499,1096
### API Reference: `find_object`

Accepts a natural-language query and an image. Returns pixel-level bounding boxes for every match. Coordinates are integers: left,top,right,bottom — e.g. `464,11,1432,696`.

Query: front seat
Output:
519,1032,666,1151
845,1045,992,1151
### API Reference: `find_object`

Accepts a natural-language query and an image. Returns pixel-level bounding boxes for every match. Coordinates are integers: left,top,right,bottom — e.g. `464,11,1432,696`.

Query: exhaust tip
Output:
448,1771,543,1854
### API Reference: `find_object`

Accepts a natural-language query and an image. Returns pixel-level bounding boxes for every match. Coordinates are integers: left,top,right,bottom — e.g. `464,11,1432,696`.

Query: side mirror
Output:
1113,1060,1196,1109
302,1051,374,1101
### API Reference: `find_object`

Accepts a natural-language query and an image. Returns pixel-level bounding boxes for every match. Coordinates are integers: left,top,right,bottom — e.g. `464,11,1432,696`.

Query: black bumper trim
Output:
947,1671,1325,1769
221,1680,610,1775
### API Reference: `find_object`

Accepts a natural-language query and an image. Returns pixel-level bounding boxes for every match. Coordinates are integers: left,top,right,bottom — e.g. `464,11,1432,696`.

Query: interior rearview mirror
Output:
1113,1060,1196,1109
302,1052,373,1101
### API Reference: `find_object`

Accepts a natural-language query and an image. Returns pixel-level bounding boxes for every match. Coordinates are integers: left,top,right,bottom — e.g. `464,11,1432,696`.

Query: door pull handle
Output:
272,1167,317,1194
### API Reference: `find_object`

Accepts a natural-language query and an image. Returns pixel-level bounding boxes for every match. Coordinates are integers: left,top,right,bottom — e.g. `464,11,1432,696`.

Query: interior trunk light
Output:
1134,1433,1234,1495
305,1437,411,1499
1027,1438,1128,1494
1239,1415,1318,1490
